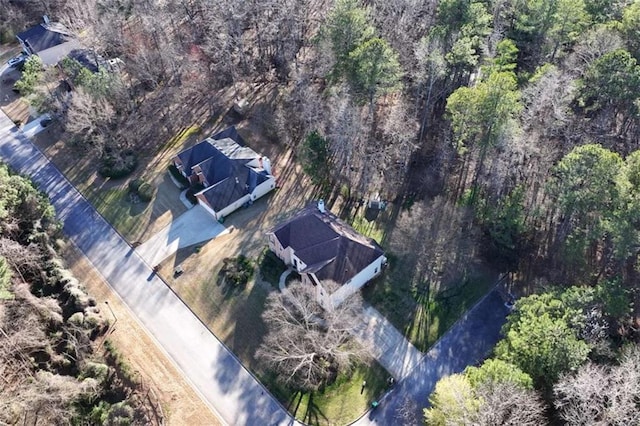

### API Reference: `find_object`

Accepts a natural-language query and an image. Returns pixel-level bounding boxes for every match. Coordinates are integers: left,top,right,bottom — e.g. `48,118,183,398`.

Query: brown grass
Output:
61,242,222,426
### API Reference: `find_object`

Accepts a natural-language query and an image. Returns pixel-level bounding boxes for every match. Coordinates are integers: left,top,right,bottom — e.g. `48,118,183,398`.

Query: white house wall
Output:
329,255,386,307
251,176,276,201
196,195,219,220
218,194,252,219
268,235,295,266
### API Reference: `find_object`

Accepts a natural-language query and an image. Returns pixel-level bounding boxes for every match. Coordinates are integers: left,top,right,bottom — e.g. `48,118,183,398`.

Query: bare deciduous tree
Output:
65,88,115,152
554,345,640,426
257,281,369,391
475,382,547,426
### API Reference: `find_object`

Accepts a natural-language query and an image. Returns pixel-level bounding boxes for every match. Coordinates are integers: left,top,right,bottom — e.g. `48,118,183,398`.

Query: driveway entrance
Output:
135,204,228,266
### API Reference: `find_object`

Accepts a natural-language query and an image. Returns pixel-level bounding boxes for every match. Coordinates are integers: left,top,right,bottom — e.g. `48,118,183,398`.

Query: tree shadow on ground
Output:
302,394,329,426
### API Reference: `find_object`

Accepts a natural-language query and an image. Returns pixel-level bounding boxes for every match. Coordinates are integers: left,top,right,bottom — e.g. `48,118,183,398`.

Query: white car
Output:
7,55,26,67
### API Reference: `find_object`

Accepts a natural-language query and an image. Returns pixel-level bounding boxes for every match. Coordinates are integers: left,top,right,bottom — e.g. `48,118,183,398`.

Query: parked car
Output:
7,54,26,68
40,114,53,128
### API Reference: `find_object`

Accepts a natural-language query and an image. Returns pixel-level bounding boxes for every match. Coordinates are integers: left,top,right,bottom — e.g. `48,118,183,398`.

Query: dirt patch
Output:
61,242,222,426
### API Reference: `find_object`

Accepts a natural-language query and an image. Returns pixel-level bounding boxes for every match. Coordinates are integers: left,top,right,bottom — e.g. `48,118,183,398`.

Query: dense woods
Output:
0,164,153,424
3,0,640,423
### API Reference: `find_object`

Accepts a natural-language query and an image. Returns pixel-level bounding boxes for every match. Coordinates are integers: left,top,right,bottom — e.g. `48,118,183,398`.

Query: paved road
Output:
0,111,296,426
352,289,509,425
0,104,509,425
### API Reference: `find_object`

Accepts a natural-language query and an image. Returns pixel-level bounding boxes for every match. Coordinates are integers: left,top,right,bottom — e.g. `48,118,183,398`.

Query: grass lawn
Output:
31,127,192,244
88,188,150,240
167,253,388,425
263,361,389,426
0,44,21,63
350,214,385,243
363,254,496,352
258,248,287,288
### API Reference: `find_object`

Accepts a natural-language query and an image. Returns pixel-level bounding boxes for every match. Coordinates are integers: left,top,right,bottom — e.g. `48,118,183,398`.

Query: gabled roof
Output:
176,139,220,173
177,127,273,213
37,39,82,66
269,204,384,285
17,23,71,53
198,166,270,212
194,147,233,186
16,22,80,66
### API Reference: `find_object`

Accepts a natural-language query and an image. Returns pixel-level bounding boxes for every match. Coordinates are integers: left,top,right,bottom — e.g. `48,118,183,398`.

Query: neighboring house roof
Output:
67,49,109,73
17,23,70,53
270,204,384,285
16,22,80,66
176,139,220,173
37,39,82,66
193,138,260,186
194,146,233,186
175,126,252,172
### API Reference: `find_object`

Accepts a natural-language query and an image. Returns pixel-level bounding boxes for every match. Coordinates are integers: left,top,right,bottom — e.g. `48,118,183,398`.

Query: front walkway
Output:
277,271,423,381
135,204,228,266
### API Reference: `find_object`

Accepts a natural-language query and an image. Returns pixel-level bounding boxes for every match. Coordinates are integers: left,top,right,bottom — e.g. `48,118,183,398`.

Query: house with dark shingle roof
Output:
267,201,386,308
16,17,81,66
172,126,275,221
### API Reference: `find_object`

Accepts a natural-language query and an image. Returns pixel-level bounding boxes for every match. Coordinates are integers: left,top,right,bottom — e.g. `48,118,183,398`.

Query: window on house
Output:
374,268,378,274
293,258,298,268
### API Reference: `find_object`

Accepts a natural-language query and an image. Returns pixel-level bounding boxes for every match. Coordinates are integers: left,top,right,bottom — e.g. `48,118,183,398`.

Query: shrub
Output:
127,178,142,193
127,178,154,202
168,164,189,189
185,182,204,205
220,255,255,287
81,362,109,383
137,182,154,202
99,150,137,179
259,248,287,287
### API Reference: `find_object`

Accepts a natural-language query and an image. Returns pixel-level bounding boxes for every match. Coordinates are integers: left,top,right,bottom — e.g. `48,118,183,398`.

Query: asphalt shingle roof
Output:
270,204,384,285
17,23,70,53
176,127,272,214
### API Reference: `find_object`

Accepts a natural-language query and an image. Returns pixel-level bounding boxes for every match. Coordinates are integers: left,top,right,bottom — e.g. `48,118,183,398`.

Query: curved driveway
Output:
0,111,294,426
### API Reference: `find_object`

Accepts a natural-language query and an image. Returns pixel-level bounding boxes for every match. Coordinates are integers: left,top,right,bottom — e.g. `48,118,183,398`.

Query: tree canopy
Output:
446,71,521,154
494,288,594,387
256,281,368,391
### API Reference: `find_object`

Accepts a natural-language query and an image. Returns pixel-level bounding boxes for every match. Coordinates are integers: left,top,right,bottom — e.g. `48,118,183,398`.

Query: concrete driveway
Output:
135,204,228,266
21,113,51,138
353,305,423,380
0,110,297,426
